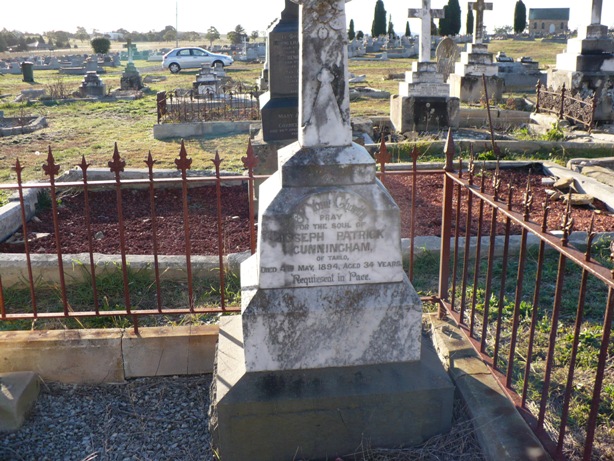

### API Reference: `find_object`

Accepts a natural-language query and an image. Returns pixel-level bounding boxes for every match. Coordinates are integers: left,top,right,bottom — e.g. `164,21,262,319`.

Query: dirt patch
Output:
0,167,611,256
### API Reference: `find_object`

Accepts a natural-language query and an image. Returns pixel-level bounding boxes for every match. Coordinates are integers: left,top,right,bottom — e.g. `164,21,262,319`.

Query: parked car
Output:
162,47,234,73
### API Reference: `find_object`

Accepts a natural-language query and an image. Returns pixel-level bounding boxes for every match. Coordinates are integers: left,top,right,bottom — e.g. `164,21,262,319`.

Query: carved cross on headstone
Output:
289,0,353,148
408,0,445,63
591,0,603,25
468,0,493,44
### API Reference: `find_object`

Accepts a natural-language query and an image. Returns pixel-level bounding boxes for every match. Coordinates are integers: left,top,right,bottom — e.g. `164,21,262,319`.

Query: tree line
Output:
355,0,527,40
0,24,261,53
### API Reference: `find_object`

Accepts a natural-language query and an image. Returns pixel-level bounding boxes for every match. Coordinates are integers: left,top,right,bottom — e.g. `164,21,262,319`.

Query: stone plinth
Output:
241,142,423,371
120,62,143,91
391,61,460,133
391,94,460,133
548,19,614,122
400,62,451,97
449,43,504,103
210,316,454,461
79,71,106,97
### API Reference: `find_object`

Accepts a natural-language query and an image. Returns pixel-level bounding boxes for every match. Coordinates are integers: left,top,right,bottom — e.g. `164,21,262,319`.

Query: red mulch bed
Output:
1,167,611,256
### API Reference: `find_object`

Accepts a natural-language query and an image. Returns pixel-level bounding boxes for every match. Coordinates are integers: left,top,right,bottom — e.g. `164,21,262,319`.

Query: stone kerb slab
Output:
153,120,256,140
0,372,40,432
0,187,38,243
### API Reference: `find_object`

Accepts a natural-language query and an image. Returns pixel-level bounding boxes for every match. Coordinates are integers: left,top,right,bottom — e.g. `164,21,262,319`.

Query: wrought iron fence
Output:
535,81,598,133
0,141,263,332
1,136,613,459
156,81,262,124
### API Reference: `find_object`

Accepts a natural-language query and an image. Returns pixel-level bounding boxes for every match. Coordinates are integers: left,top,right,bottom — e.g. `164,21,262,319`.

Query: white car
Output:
162,47,234,73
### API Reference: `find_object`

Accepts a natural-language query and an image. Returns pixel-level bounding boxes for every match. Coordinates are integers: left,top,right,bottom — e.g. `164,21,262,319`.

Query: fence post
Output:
438,129,455,318
156,91,166,124
559,84,566,120
535,80,541,113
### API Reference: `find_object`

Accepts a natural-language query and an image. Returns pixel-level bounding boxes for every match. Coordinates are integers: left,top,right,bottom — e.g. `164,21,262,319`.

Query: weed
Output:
543,122,565,141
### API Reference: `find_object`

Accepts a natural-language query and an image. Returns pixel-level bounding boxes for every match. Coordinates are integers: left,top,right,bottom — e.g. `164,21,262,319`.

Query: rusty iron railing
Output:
156,81,261,124
0,141,263,332
419,139,614,461
1,136,614,459
536,80,598,133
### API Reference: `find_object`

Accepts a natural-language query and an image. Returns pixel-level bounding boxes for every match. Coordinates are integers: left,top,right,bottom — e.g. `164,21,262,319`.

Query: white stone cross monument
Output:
468,0,493,44
408,0,445,63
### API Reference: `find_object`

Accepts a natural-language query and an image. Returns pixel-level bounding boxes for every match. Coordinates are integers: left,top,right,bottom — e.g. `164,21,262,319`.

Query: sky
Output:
1,0,612,37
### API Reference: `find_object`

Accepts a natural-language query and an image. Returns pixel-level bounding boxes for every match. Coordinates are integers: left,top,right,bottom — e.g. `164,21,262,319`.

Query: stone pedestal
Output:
192,67,218,97
548,24,614,123
449,43,504,103
211,316,454,461
120,62,143,91
391,62,460,132
79,71,106,97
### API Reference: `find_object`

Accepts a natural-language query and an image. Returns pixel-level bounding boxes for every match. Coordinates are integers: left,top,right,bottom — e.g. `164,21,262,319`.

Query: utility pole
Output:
176,1,179,48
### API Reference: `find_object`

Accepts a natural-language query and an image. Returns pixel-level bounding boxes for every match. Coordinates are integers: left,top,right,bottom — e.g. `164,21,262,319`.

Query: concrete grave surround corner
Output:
0,372,40,432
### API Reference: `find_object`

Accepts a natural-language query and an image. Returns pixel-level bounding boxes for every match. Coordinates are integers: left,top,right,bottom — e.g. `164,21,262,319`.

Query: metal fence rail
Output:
156,81,261,124
536,81,598,133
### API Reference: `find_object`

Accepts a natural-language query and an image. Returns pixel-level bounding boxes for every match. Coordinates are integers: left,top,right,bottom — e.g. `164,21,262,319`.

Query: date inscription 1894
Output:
258,190,403,288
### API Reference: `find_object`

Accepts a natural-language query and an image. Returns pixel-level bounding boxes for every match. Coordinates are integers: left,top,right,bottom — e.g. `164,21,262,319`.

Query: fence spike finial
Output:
43,146,60,179
523,176,533,221
444,128,455,172
375,136,391,173
561,192,574,246
585,214,596,262
242,137,258,173
212,150,222,171
109,142,125,177
144,151,156,170
175,139,192,173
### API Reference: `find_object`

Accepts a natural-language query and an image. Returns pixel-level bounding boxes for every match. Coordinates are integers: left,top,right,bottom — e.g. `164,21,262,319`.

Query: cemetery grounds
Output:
1,38,614,458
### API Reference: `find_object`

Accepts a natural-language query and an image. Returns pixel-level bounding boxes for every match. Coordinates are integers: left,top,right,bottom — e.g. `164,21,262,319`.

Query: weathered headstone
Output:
549,0,614,122
210,1,453,460
120,39,143,90
258,0,299,142
192,65,218,96
448,0,503,103
79,71,106,97
436,36,461,82
390,0,460,132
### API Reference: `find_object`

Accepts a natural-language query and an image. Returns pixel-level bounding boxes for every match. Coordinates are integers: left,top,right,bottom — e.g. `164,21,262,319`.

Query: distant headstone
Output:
549,0,614,122
79,71,106,97
435,37,460,82
408,0,445,62
259,0,299,142
468,0,493,44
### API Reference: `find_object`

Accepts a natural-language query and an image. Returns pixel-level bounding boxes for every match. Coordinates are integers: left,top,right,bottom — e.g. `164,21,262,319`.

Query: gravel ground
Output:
0,376,214,461
1,374,484,461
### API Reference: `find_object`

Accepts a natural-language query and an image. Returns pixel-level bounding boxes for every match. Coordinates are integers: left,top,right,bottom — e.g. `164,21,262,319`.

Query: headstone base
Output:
390,95,460,133
259,92,299,142
210,316,454,461
448,74,505,104
548,68,614,123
